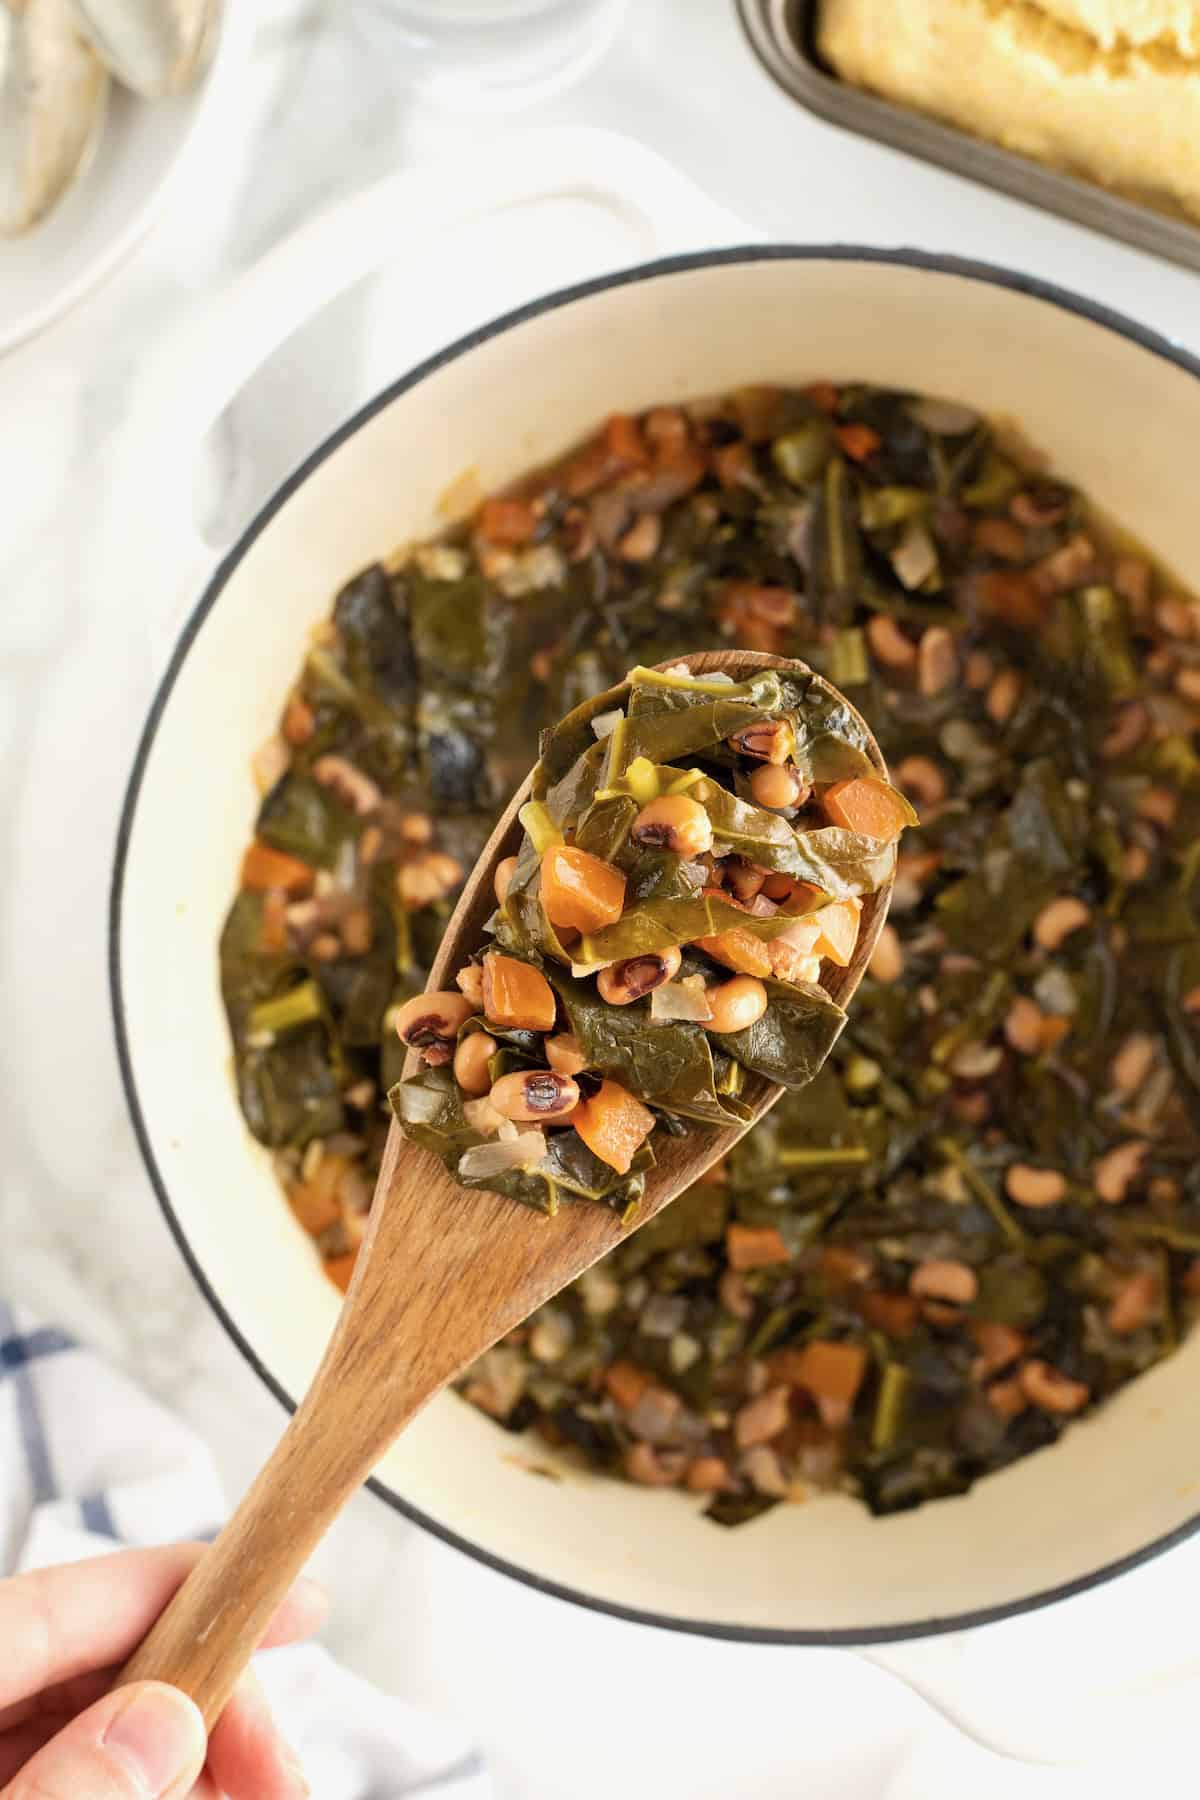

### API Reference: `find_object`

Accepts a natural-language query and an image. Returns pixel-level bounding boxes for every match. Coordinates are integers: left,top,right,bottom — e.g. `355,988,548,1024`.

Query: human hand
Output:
0,1542,325,1798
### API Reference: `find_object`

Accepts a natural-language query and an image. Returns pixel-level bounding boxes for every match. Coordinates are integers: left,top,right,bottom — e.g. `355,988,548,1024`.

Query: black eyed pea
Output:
494,855,519,906
1032,896,1090,951
727,718,795,765
597,947,682,1006
456,963,485,1007
1005,1163,1067,1208
488,1069,580,1123
630,794,713,859
394,991,476,1066
1019,1360,1089,1415
909,1259,978,1308
1093,1139,1150,1204
749,763,808,811
545,1032,588,1077
453,1031,497,1097
704,976,768,1035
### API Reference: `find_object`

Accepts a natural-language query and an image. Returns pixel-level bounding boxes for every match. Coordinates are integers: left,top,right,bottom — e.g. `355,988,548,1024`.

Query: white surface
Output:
4,2,1200,1795
0,0,253,353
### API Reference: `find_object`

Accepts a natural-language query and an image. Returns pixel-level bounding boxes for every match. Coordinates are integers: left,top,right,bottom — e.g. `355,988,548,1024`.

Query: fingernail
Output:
104,1684,205,1797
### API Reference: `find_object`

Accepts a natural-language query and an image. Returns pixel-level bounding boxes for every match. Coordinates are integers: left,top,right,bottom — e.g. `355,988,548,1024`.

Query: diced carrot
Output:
541,844,626,934
693,925,773,979
572,1079,655,1174
787,1340,867,1428
481,952,557,1032
604,1360,654,1409
260,888,289,953
325,1252,358,1293
836,423,881,463
604,413,649,466
764,1348,811,1387
726,1223,790,1271
822,777,910,843
820,1245,872,1290
477,496,538,547
241,841,314,895
808,896,862,968
685,1456,731,1494
804,380,840,415
973,567,1044,630
858,1290,918,1338
717,580,796,654
1039,1015,1071,1052
561,415,648,497
288,1154,349,1236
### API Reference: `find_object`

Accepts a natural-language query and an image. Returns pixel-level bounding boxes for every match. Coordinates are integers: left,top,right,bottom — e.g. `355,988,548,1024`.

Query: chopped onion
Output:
669,1332,701,1374
641,1293,687,1338
776,917,821,954
458,1130,546,1183
590,708,624,741
891,521,938,591
530,1308,574,1363
463,1096,505,1136
334,836,358,893
252,734,289,795
465,1347,527,1418
911,397,979,436
741,1445,788,1497
571,958,614,979
578,1265,621,1316
415,543,468,582
628,1386,682,1444
399,1083,452,1127
650,976,713,1023
1034,966,1078,1016
786,502,814,569
496,544,566,597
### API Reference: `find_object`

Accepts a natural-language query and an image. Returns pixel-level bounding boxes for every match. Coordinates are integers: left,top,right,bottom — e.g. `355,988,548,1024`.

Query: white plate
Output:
0,0,253,356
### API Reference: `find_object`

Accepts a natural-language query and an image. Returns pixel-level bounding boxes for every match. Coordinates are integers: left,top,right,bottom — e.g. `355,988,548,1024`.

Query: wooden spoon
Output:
120,649,892,1722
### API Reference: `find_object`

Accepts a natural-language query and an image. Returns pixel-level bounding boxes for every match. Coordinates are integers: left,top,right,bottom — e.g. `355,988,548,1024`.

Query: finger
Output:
206,1669,308,1800
0,1680,205,1800
0,1547,327,1715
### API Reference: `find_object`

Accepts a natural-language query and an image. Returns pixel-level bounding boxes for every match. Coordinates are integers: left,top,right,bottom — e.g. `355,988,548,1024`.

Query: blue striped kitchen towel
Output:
0,1297,490,1800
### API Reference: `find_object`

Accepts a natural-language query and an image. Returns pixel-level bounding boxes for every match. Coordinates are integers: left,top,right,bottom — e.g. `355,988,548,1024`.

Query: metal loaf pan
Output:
737,0,1200,274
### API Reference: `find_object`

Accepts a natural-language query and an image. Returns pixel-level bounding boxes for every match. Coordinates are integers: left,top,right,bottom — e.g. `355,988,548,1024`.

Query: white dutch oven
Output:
111,135,1200,1651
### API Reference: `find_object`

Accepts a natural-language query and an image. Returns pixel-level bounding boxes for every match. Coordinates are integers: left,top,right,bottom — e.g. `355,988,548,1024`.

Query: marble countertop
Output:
4,3,1200,1795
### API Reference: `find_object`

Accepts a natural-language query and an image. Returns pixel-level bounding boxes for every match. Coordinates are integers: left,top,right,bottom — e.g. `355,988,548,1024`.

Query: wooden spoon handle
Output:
118,1396,359,1726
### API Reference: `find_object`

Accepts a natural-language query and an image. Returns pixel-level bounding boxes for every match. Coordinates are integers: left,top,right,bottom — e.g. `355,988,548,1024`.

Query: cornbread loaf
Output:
819,0,1200,223
1036,0,1199,51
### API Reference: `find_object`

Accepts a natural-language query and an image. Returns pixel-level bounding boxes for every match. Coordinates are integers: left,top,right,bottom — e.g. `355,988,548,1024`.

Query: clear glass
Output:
362,0,627,108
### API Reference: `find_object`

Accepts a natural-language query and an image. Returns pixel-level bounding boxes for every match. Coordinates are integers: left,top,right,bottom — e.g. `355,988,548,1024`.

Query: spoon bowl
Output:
120,648,892,1722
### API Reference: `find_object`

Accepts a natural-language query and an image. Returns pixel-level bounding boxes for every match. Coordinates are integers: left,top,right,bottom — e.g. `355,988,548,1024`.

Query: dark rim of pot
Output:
110,244,1200,1646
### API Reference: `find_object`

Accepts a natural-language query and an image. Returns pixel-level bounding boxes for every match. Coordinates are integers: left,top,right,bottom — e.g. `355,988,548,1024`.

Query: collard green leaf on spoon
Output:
549,970,754,1126
710,978,847,1089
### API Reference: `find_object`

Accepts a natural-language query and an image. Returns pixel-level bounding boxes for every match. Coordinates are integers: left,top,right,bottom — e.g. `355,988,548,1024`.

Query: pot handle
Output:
127,124,750,634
